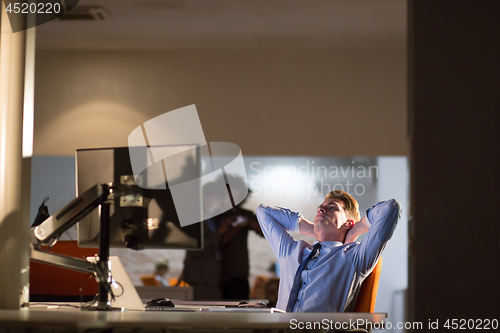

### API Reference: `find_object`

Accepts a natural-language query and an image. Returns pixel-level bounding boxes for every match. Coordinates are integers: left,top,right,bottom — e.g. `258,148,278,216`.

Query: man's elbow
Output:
257,203,267,214
378,199,402,242
256,204,268,222
388,198,402,216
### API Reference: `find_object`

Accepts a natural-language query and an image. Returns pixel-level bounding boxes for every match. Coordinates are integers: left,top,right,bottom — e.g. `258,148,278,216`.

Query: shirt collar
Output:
314,240,343,248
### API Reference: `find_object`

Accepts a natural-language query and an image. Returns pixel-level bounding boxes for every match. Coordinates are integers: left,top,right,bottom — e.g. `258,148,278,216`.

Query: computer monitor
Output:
76,146,203,250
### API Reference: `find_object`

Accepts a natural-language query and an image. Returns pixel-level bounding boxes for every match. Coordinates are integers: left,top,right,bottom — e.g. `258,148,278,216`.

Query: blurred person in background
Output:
154,261,170,286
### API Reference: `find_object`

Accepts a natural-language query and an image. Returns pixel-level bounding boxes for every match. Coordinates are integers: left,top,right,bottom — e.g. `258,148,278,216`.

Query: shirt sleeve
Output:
349,199,402,275
256,204,301,259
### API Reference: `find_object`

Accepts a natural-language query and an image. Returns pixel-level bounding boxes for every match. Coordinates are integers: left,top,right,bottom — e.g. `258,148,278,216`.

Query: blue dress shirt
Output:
256,199,401,312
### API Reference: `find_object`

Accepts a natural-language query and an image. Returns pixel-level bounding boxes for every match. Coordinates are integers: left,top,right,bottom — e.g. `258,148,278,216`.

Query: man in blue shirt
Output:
256,190,401,312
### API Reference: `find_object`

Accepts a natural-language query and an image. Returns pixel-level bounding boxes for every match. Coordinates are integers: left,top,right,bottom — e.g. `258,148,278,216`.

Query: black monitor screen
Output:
76,146,203,250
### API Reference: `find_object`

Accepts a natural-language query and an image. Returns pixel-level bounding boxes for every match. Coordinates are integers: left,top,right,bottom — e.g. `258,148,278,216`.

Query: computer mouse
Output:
146,297,175,307
238,300,249,306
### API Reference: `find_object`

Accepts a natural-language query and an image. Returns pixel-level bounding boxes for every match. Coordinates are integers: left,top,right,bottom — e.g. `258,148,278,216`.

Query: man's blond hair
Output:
325,190,360,222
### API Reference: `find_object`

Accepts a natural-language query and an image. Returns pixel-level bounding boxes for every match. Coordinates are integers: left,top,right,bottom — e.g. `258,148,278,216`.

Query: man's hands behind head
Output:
344,215,370,244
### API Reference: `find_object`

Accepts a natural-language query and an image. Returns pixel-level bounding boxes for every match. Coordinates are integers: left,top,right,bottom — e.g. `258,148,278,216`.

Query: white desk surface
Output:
0,308,387,331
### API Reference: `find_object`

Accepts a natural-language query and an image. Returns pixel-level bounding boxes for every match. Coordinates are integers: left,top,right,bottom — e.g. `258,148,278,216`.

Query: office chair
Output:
340,257,383,333
169,278,189,287
140,275,161,286
353,257,383,313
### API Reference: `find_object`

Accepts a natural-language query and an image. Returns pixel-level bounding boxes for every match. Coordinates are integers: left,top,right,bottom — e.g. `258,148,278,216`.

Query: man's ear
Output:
344,220,354,230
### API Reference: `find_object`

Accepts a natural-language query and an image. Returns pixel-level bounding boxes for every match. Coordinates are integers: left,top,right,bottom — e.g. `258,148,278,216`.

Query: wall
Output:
29,156,76,224
375,156,408,333
33,48,406,156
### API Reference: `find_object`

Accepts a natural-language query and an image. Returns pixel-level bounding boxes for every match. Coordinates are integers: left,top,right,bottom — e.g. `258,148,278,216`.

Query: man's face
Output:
313,198,350,230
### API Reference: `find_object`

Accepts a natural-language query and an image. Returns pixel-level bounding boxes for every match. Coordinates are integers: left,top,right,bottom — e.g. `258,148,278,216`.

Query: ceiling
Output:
10,0,407,50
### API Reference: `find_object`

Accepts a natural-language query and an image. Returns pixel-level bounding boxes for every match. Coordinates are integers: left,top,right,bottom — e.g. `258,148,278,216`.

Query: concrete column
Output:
0,2,30,309
408,0,500,327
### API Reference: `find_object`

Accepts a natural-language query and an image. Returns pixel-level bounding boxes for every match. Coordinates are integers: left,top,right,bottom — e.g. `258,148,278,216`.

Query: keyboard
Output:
145,306,199,312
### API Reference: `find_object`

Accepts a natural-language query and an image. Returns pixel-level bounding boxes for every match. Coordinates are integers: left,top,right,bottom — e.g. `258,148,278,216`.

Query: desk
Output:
0,309,387,332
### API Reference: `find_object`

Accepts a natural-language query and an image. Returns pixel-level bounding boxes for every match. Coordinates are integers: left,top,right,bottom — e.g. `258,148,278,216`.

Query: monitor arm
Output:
33,183,110,245
30,183,116,310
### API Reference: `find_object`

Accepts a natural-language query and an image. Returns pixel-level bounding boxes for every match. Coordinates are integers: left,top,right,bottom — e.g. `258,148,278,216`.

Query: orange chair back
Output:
353,257,383,313
141,275,161,286
169,278,189,287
